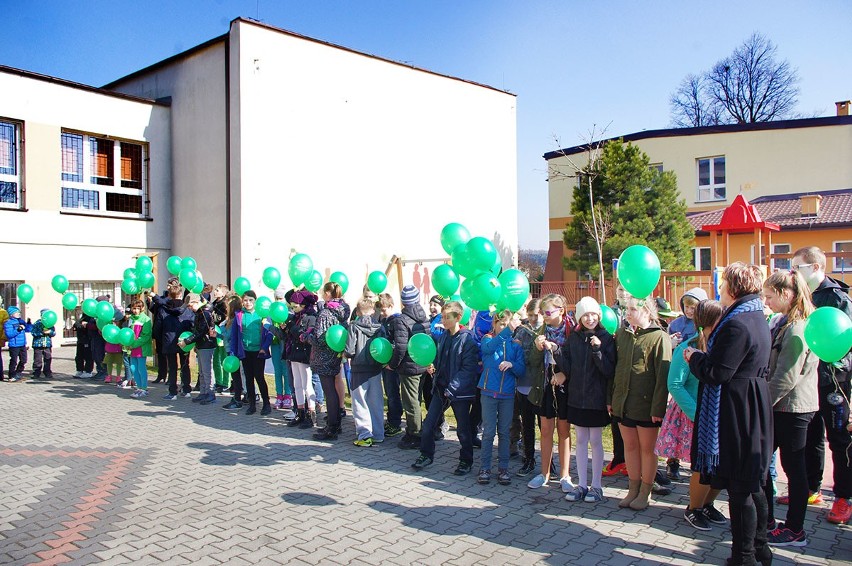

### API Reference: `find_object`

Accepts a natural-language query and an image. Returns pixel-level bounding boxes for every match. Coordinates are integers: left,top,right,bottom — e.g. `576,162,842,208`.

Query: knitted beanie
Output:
575,296,601,321
400,285,420,305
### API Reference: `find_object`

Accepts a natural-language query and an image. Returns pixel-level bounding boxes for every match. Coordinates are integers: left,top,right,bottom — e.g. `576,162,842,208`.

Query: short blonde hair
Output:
442,301,464,319
377,293,394,310
357,297,376,314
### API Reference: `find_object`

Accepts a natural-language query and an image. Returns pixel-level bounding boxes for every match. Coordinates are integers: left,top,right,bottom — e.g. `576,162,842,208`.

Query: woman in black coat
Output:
685,262,773,566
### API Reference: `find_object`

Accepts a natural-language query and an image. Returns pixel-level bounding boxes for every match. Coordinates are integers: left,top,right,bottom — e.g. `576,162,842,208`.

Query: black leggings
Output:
764,411,814,533
728,488,770,564
319,373,340,428
242,352,269,407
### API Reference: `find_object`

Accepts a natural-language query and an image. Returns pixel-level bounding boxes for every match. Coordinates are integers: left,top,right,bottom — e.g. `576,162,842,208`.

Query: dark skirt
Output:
536,383,568,419
566,406,610,428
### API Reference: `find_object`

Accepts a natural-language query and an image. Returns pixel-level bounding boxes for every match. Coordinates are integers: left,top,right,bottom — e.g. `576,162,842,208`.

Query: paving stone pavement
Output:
0,347,849,565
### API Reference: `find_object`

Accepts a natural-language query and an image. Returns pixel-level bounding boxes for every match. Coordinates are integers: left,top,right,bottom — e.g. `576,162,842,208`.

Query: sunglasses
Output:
543,307,563,317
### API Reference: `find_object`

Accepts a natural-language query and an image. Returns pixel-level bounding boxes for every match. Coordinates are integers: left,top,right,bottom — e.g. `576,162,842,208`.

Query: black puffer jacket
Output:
182,305,217,350
389,303,430,376
155,297,194,354
559,325,616,411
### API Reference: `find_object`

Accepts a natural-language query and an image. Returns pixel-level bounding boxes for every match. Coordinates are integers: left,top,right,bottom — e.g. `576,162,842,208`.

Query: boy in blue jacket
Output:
4,306,31,381
31,308,56,379
412,301,481,476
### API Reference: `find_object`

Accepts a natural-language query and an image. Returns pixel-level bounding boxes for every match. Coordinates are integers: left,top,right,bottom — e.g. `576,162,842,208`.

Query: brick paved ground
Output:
0,347,849,565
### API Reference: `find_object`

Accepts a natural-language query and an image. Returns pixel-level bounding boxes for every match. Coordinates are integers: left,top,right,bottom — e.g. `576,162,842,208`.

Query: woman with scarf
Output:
526,293,574,491
685,262,773,566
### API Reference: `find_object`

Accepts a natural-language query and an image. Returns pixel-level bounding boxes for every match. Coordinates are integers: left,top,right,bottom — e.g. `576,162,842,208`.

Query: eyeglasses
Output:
543,307,563,317
792,263,814,272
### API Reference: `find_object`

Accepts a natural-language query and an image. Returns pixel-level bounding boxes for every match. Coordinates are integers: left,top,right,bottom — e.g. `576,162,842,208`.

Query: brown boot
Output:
619,479,641,508
629,482,654,510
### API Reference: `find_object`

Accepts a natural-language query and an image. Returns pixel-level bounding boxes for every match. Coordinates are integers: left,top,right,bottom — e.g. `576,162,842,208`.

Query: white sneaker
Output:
80,372,92,378
74,371,83,378
560,477,575,493
181,392,192,398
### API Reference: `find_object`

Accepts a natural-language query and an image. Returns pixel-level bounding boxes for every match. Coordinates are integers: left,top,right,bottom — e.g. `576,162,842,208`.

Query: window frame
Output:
693,246,711,270
696,155,726,203
832,241,852,273
0,119,23,209
771,243,792,271
60,130,149,219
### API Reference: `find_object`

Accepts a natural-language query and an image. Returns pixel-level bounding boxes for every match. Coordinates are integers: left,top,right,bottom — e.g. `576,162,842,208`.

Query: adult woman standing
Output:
685,263,773,566
762,270,819,547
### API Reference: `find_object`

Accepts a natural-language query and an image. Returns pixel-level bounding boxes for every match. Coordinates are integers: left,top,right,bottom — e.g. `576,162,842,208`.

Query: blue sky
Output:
4,1,851,249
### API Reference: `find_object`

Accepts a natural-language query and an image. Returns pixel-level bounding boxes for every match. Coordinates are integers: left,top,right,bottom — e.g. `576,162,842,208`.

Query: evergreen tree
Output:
562,140,694,278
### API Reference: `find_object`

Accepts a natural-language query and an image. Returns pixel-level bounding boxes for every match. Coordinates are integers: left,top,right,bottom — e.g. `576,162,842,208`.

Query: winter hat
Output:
429,295,445,307
575,297,601,321
274,289,287,300
401,285,420,306
680,287,709,310
8,306,20,315
290,290,317,306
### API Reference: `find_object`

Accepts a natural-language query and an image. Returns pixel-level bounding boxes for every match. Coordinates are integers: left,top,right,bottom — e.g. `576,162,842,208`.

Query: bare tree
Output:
669,33,799,126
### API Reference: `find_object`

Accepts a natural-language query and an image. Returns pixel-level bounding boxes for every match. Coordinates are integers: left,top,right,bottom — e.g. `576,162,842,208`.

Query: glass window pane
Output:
0,122,15,175
700,248,711,271
698,159,709,185
106,192,142,214
120,142,142,188
90,138,114,185
0,181,17,204
62,187,100,210
714,186,726,200
61,133,83,182
714,157,726,184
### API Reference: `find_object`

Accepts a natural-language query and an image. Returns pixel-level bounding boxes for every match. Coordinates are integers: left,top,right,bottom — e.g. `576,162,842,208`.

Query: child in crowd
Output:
210,284,229,394
477,309,525,485
412,301,480,475
513,299,544,477
378,293,403,438
127,299,152,398
4,306,31,381
668,288,708,347
221,294,245,409
230,290,273,416
345,297,387,447
179,293,218,404
611,295,672,511
560,297,616,503
270,288,294,410
285,290,318,428
31,309,56,379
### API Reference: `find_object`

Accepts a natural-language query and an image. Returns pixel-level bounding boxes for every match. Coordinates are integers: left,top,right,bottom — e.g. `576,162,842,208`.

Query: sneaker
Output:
527,474,549,489
353,438,374,447
497,469,511,485
560,477,575,493
602,461,627,477
767,526,808,547
74,371,84,378
104,375,112,383
652,481,672,496
564,485,588,502
384,424,403,437
9,376,21,382
777,490,822,506
477,469,491,484
181,392,192,398
827,497,852,525
282,395,293,409
398,434,421,450
192,393,206,403
684,507,712,531
453,461,473,476
517,458,536,477
200,396,217,405
130,390,142,398
222,399,243,410
667,460,682,482
137,390,149,397
313,427,338,441
655,469,672,486
163,393,178,400
80,372,93,378
584,486,605,503
703,503,727,524
472,437,482,449
412,453,433,470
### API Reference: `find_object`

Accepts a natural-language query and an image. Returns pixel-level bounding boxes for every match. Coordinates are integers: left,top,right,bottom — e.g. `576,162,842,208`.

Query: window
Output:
833,242,852,273
693,247,711,270
751,244,766,266
0,120,21,208
772,244,791,271
697,156,725,202
63,281,123,338
60,131,148,218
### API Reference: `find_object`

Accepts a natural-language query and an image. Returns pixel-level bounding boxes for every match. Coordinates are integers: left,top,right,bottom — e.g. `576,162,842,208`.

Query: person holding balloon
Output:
230,290,274,416
3,306,31,381
30,308,57,379
126,299,152,398
284,290,319,428
759,269,820,547
178,293,219,405
512,298,544,478
344,297,388,447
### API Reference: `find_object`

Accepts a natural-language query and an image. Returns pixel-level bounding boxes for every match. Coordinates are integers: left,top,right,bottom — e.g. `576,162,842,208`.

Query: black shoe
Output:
339,408,346,419
434,430,445,441
398,434,420,450
260,404,272,416
313,427,338,441
655,469,672,486
702,503,727,524
667,460,682,482
684,507,711,531
287,410,305,427
215,385,224,394
652,481,672,496
43,373,53,378
472,438,482,449
453,460,473,476
299,412,315,429
245,404,257,415
517,458,536,477
193,383,200,392
222,399,243,410
550,460,558,476
412,453,433,470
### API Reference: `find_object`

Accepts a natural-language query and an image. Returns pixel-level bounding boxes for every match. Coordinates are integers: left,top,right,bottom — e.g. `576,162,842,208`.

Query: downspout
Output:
224,32,232,285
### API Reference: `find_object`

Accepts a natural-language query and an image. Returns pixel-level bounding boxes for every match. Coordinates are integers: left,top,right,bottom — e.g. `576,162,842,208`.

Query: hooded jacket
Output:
478,327,526,399
3,313,30,348
228,310,273,360
345,315,387,388
150,294,193,353
767,318,819,413
433,327,480,401
182,304,217,350
31,320,56,349
129,312,153,358
668,287,708,342
388,303,431,376
307,299,350,377
812,275,852,385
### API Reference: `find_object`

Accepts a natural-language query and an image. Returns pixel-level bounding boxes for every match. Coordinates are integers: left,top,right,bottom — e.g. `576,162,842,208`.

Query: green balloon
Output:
166,255,183,276
41,309,58,328
367,271,388,294
135,255,153,273
81,298,98,317
179,268,198,289
466,236,498,273
288,253,314,287
432,264,460,298
262,267,282,290
498,269,530,312
440,222,471,255
616,245,661,299
191,278,205,294
329,271,349,294
234,276,251,296
305,270,323,292
51,274,69,294
369,337,393,364
17,283,34,304
96,300,114,322
178,331,194,352
62,292,79,311
137,271,155,289
256,296,272,317
471,272,502,307
805,306,852,363
181,257,197,271
408,333,437,366
451,243,479,279
102,323,121,344
325,324,348,353
269,301,290,324
122,278,140,295
118,327,136,347
123,268,137,280
601,304,619,335
222,355,241,373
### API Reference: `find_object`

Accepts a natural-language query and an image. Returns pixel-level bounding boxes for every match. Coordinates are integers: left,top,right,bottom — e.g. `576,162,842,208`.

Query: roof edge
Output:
0,64,170,106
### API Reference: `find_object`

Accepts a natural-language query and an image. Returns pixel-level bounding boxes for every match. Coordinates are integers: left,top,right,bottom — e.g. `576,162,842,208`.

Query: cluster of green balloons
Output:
166,255,204,293
120,255,158,296
103,323,138,347
804,306,852,363
81,298,122,328
616,245,661,299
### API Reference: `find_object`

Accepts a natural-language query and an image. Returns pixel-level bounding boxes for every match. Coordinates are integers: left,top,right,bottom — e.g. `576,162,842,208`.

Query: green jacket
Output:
611,324,671,421
129,313,153,357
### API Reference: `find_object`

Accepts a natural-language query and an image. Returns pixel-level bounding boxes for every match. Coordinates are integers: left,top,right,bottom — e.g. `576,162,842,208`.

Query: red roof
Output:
689,189,852,233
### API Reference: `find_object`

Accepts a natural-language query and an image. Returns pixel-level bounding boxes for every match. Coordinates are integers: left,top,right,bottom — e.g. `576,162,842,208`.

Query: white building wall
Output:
0,70,170,319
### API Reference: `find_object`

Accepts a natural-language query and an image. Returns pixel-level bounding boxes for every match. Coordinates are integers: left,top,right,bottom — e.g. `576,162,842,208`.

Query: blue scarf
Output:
695,295,764,476
544,319,567,367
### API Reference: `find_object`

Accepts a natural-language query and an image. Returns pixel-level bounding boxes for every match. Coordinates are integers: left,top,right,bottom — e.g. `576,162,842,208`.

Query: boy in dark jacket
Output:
4,306,31,381
179,293,218,405
345,297,387,446
31,309,57,378
412,301,480,475
150,282,194,399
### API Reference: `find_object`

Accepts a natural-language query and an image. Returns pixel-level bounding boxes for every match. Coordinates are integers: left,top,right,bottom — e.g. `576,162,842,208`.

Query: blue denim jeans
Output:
420,394,474,464
480,394,514,471
312,372,325,406
382,368,402,428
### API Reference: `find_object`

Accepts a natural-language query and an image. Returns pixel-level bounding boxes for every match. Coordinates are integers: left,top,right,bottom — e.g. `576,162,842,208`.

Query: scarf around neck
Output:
544,318,567,366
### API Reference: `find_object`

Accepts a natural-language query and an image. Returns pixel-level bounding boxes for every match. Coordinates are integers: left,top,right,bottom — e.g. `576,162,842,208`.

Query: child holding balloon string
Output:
127,300,152,398
31,309,56,379
345,296,388,446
